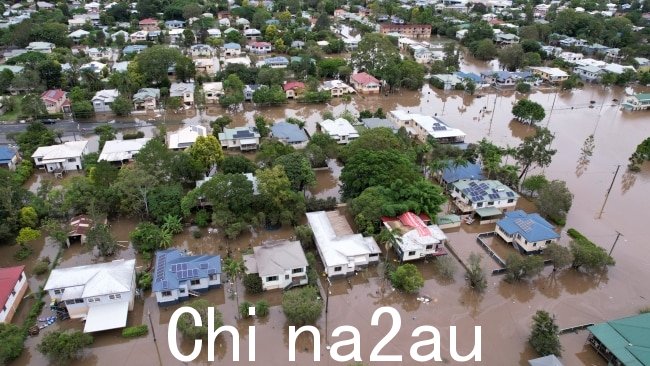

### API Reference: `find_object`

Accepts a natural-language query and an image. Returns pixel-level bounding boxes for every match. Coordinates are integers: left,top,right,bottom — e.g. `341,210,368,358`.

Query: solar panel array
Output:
462,181,514,202
177,268,200,280
155,254,167,282
514,218,533,232
506,191,515,197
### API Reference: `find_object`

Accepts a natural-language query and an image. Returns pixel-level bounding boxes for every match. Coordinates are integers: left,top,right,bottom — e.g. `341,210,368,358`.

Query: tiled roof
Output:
351,72,379,85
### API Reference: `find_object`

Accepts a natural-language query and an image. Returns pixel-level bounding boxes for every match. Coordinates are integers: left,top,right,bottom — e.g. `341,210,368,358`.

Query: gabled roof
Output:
528,355,564,366
588,313,650,366
0,266,24,310
271,121,308,143
441,162,484,183
169,82,195,96
139,18,158,25
44,259,135,298
249,41,271,47
223,42,241,49
244,240,307,277
218,126,260,141
497,210,559,242
152,249,221,292
32,141,88,160
351,72,379,85
319,118,358,138
168,125,207,149
68,214,92,236
283,81,304,91
0,146,17,163
133,88,160,101
99,138,152,162
452,179,519,204
41,89,66,102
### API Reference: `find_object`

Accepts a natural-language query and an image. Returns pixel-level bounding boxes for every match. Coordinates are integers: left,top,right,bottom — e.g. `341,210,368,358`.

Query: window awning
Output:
83,301,129,333
475,207,503,218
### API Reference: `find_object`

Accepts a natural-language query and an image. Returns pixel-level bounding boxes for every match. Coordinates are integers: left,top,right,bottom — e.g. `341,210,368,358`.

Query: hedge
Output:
121,325,148,338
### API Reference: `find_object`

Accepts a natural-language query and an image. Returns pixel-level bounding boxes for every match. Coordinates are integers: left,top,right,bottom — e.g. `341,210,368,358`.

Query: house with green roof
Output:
587,313,650,366
622,93,650,111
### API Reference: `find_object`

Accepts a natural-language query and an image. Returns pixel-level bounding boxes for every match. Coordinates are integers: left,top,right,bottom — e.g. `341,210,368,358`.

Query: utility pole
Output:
609,231,623,256
545,88,559,128
597,164,621,219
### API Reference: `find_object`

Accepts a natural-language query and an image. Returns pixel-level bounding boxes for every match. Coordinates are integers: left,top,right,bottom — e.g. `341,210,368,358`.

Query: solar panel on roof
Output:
162,280,168,289
171,264,177,272
182,263,188,271
207,268,216,274
506,191,515,197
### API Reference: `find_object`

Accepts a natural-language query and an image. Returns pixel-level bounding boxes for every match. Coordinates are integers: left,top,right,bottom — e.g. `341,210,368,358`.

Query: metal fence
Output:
476,232,507,275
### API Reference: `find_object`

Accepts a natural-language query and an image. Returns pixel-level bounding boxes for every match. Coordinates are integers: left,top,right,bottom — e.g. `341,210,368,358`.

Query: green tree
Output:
210,116,232,133
628,137,650,171
37,59,62,89
470,39,497,60
16,227,40,245
72,100,94,119
544,242,573,271
463,20,494,45
220,74,245,107
504,254,544,282
256,166,306,226
177,299,223,339
129,222,163,254
516,82,532,93
536,180,573,224
434,256,458,280
223,258,246,314
256,140,294,166
19,206,39,228
243,273,263,294
0,323,25,364
512,99,545,124
254,115,270,137
569,237,615,271
294,225,314,249
86,223,117,257
390,264,424,293
134,46,184,85
255,300,269,317
187,135,225,173
21,94,47,118
351,33,400,80
161,214,183,235
110,95,132,116
529,310,562,357
466,252,487,291
521,174,549,196
275,152,316,191
498,44,525,71
175,56,196,82
515,127,557,180
221,155,256,174
442,43,459,70
148,184,184,223
37,330,93,365
282,286,323,326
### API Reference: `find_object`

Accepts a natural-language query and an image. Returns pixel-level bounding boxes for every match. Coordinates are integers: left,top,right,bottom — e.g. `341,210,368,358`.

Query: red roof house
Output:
67,214,93,247
283,81,305,98
138,18,159,31
350,72,381,94
0,265,28,323
41,89,69,114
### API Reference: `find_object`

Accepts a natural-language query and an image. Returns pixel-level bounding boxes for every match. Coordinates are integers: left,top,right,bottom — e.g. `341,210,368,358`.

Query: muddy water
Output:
308,159,343,200
5,81,650,365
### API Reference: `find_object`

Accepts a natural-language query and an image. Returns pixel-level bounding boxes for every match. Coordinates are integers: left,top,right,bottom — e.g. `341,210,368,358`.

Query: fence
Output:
476,232,507,275
559,323,594,335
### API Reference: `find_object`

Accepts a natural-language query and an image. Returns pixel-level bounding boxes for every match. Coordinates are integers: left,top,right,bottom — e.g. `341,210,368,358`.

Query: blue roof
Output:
0,146,17,163
271,121,309,143
151,249,221,292
497,210,560,243
123,45,147,54
224,42,241,49
455,71,482,83
442,162,484,183
265,56,289,65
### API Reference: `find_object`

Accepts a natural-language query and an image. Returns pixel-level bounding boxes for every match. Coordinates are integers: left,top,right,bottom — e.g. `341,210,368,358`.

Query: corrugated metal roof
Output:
588,313,650,366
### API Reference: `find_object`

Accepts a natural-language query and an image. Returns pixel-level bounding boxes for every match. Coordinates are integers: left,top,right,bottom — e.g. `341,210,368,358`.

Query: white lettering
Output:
410,326,442,362
249,307,256,361
369,307,402,362
450,326,482,362
208,307,239,362
169,306,202,362
329,326,361,362
288,326,321,362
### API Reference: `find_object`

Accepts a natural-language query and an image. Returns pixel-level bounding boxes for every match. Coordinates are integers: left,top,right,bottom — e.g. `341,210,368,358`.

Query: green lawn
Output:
0,97,22,122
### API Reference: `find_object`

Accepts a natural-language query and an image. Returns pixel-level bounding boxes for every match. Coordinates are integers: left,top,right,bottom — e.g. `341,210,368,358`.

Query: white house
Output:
87,47,118,62
247,41,272,54
193,58,219,76
0,266,28,323
167,125,207,150
92,89,119,113
132,88,160,111
218,127,261,151
320,80,355,97
495,210,560,254
450,179,519,220
317,118,359,144
243,240,308,291
130,30,148,43
169,82,195,106
203,82,224,103
98,138,152,163
152,249,221,306
244,28,261,40
190,44,215,57
381,212,448,262
32,141,89,172
306,210,381,278
222,42,241,57
43,259,136,333
388,110,465,143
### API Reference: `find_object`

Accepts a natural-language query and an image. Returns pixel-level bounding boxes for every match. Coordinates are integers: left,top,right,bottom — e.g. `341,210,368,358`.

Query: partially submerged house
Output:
0,265,28,323
320,80,355,97
167,125,207,150
529,67,569,83
270,121,309,148
439,162,485,187
388,110,465,144
495,210,559,254
450,179,519,222
622,93,650,111
98,138,151,163
317,118,359,144
587,313,650,366
350,72,381,94
132,88,160,111
381,212,447,262
169,82,195,106
92,89,119,113
306,210,380,278
0,146,18,171
152,249,221,306
528,355,564,366
67,214,92,247
218,126,261,151
243,240,308,291
44,259,136,333
32,141,89,173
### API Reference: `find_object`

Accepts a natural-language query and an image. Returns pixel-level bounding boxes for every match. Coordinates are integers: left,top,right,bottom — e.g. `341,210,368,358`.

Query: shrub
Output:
137,271,152,290
466,252,487,291
195,209,211,227
37,330,93,364
529,310,562,357
239,301,254,319
434,256,457,280
295,225,314,249
122,325,148,338
14,245,33,261
123,131,145,140
255,300,269,317
243,273,263,294
305,197,337,212
305,252,319,287
177,299,222,339
0,323,25,365
504,254,544,282
33,260,50,275
390,264,424,293
282,286,322,326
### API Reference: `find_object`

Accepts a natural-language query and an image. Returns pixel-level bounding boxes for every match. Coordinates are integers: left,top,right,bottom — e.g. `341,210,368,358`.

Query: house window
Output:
74,299,84,304
425,245,433,250
266,276,278,282
545,240,552,244
369,253,379,257
209,274,218,281
162,291,172,297
487,201,494,205
334,266,342,272
179,289,185,294
285,275,290,280
108,294,121,300
408,251,416,256
65,300,76,305
292,268,303,274
11,289,16,296
54,289,65,295
507,199,514,203
190,279,200,286
476,202,483,207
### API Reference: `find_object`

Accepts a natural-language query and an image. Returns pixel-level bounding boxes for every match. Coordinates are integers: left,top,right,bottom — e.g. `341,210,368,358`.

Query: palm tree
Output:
159,229,173,249
223,258,246,317
376,228,398,290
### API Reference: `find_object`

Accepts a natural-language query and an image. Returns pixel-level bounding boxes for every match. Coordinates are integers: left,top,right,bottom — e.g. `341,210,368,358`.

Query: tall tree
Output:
351,33,400,80
186,135,225,173
514,127,557,180
529,311,562,357
536,180,573,224
37,59,62,89
512,99,545,124
275,152,316,191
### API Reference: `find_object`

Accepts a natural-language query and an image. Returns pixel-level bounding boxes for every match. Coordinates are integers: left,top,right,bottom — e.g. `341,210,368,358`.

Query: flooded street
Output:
2,80,650,365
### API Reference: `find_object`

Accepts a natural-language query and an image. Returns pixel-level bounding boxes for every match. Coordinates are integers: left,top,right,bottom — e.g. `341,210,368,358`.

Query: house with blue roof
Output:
262,56,289,68
271,121,309,148
495,210,560,254
152,249,221,306
440,162,484,187
223,42,241,57
164,20,185,29
450,179,519,221
480,71,518,87
122,45,148,55
455,71,482,84
0,146,18,171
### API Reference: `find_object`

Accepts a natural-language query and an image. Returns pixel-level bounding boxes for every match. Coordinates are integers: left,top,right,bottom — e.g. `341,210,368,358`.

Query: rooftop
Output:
99,138,152,162
152,249,221,292
351,72,380,85
497,210,559,242
441,162,484,183
0,266,24,310
168,125,207,149
0,146,17,163
218,126,261,141
44,259,135,298
319,118,359,138
270,121,308,143
32,141,88,160
68,214,92,237
588,313,650,366
243,240,307,277
452,179,519,204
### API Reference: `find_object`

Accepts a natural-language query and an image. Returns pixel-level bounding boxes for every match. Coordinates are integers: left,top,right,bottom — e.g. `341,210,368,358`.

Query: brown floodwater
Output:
4,79,650,365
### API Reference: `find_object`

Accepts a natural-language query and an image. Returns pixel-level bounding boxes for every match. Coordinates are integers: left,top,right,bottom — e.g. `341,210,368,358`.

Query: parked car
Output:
39,119,57,124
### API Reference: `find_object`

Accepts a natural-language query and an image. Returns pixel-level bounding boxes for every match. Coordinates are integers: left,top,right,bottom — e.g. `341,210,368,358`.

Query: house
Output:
244,28,261,40
26,42,54,53
414,48,433,64
587,313,650,366
132,88,160,111
80,61,107,75
381,212,448,262
388,110,465,144
307,210,380,278
87,47,117,62
247,41,272,54
529,67,569,83
559,51,584,63
0,146,18,171
573,65,602,82
480,71,517,87
350,72,381,94
152,249,221,306
203,82,224,104
194,58,219,76
449,179,519,220
379,24,432,38
218,126,261,151
223,42,241,57
168,28,187,44
244,84,261,101
455,71,483,85
68,29,90,43
320,80,355,97
66,214,92,247
44,259,136,333
84,1,100,13
139,18,159,31
439,162,485,186
190,44,215,57
0,266,28,323
456,29,468,40
111,30,130,42
262,56,289,68
621,93,650,111
243,240,308,291
167,125,207,150
634,57,650,72
494,33,520,44
237,18,251,29
270,121,309,148
98,138,152,163
317,118,359,144
123,45,147,55
164,20,185,29
432,74,464,90
528,355,564,366
219,18,231,27
41,89,70,114
130,31,148,43
207,28,221,38
32,141,89,172
291,40,305,49
283,81,305,98
361,118,398,133
170,82,195,106
495,210,560,254
92,89,119,113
